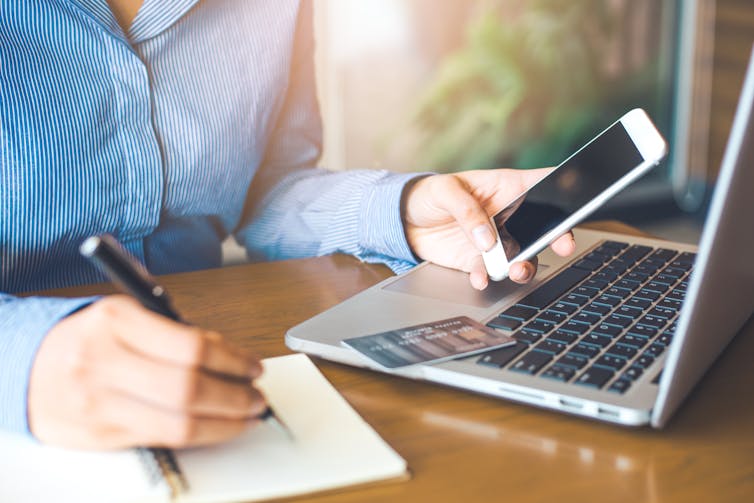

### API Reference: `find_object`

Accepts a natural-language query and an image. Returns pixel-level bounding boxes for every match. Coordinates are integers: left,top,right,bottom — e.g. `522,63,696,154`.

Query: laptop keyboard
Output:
477,241,695,394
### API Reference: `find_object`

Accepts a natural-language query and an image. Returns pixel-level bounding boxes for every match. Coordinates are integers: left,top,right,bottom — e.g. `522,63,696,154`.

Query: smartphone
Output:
482,108,668,281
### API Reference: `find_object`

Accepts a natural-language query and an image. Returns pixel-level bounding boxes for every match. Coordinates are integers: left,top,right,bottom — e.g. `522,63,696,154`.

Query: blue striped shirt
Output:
0,0,420,435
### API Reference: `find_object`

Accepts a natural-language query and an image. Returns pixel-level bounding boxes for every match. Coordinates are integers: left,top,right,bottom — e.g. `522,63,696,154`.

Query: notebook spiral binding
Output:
136,447,187,498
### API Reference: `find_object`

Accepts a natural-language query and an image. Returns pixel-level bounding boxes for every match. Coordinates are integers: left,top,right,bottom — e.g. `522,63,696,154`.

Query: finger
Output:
95,296,262,378
468,254,489,290
508,261,535,283
99,391,256,449
95,344,267,419
433,176,498,252
550,232,576,257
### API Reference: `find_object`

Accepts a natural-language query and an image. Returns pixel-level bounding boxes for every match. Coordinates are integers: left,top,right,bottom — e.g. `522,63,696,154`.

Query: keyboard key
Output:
583,302,611,316
605,286,632,299
638,315,667,329
625,271,651,283
670,259,693,271
548,330,579,345
558,352,589,369
537,310,568,325
652,370,664,384
621,245,652,261
536,339,566,355
606,343,637,359
550,301,578,315
648,249,677,262
622,366,644,381
667,289,686,301
523,320,555,334
593,323,622,338
585,251,611,264
677,252,697,264
636,264,660,276
644,281,669,294
573,258,602,271
584,278,609,290
617,334,649,349
608,379,632,394
511,350,552,374
573,285,600,298
628,324,658,339
583,333,611,348
595,354,628,371
658,298,682,311
487,317,521,331
605,261,630,276
660,266,686,279
653,274,678,286
575,366,614,388
541,364,576,382
649,306,676,319
604,314,633,328
500,304,538,321
614,305,642,319
625,297,652,311
657,332,674,346
560,321,590,335
667,320,679,334
517,267,591,310
634,289,661,302
635,353,655,368
477,342,528,368
513,330,542,345
572,311,601,326
615,278,641,291
571,342,601,359
595,269,620,283
594,294,621,308
602,241,629,250
644,343,667,358
561,293,590,306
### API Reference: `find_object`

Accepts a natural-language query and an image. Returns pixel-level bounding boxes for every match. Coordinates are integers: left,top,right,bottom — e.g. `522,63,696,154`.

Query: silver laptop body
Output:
287,49,754,428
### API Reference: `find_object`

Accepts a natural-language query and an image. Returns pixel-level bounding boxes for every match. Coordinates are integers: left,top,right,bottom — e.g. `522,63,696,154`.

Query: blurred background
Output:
312,0,754,244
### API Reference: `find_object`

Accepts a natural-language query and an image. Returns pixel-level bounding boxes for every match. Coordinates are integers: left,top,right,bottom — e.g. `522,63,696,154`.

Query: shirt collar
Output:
129,0,200,43
67,0,200,44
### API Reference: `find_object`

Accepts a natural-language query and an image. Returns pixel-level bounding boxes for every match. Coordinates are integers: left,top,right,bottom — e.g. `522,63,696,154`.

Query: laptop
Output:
286,48,754,428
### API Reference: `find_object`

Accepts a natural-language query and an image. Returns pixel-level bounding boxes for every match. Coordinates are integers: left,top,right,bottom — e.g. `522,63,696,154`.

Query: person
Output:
0,0,575,450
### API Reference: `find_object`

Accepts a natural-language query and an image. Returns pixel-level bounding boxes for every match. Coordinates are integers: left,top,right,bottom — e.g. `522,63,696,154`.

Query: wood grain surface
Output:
33,223,754,503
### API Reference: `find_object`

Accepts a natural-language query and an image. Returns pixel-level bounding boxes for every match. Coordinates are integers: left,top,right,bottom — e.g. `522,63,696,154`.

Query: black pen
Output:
79,234,292,437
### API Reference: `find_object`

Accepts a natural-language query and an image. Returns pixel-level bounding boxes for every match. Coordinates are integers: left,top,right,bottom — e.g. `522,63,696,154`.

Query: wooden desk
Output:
41,223,754,502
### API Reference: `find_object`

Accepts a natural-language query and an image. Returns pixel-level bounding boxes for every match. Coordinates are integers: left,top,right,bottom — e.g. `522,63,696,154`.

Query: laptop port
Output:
559,398,583,410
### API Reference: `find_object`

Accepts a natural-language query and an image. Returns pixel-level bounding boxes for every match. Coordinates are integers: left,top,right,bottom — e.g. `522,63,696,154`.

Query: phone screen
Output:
502,121,645,251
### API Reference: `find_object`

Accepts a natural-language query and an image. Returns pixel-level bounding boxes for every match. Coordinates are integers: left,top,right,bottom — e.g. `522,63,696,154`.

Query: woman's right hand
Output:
28,295,267,450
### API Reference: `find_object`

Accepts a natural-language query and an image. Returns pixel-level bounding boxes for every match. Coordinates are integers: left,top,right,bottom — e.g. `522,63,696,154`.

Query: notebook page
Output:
0,431,168,503
175,353,407,503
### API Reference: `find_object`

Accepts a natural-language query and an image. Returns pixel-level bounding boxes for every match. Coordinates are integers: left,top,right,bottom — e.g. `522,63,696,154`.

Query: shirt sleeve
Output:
234,0,427,274
0,294,97,435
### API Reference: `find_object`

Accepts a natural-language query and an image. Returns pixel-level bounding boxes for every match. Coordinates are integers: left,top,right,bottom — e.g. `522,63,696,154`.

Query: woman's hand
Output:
28,295,266,450
403,168,576,290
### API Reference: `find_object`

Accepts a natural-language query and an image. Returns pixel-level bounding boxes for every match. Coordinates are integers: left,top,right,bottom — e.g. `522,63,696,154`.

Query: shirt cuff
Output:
358,172,431,267
0,295,98,436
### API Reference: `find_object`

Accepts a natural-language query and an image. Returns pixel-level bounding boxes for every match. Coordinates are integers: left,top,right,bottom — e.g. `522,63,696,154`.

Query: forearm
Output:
237,167,425,273
0,294,97,435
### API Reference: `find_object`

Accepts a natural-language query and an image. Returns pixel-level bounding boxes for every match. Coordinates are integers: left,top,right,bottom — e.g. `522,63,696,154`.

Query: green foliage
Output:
413,0,655,171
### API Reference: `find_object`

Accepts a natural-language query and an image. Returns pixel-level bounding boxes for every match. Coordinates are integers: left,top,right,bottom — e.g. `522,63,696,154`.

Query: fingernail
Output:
513,266,530,282
472,225,495,251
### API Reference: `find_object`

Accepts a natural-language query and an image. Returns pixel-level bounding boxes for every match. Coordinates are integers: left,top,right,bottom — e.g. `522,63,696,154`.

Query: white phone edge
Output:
484,108,668,281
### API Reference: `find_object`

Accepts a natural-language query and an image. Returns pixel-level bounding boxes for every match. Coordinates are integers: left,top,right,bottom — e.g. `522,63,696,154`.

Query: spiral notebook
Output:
0,354,408,503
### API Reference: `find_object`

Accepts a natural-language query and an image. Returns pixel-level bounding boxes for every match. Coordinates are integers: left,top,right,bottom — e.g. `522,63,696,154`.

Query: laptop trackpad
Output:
383,262,540,309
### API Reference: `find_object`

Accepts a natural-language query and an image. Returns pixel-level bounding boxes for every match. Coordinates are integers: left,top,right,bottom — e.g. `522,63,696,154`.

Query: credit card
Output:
342,316,515,369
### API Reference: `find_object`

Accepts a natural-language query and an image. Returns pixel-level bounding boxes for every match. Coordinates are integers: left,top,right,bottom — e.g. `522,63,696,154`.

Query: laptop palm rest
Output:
383,262,546,309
